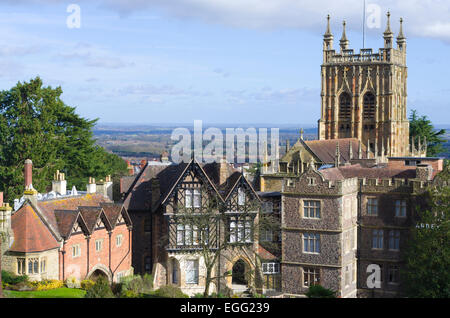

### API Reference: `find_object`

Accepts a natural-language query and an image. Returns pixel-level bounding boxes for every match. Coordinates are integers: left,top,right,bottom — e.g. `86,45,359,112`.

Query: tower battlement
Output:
319,12,410,158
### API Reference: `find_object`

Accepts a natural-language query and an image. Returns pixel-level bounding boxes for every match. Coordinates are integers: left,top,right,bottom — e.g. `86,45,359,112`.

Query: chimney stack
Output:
87,177,96,194
24,159,33,190
219,157,228,185
0,191,13,237
52,170,67,195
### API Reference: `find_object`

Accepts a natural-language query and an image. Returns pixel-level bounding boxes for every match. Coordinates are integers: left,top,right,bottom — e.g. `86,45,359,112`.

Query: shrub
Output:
1,271,28,285
152,285,189,298
120,274,153,295
30,279,64,291
65,277,80,289
120,289,139,298
81,279,95,291
305,285,336,298
111,282,123,296
84,276,114,298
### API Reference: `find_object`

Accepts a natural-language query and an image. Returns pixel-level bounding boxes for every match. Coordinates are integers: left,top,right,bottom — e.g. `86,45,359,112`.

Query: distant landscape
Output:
93,124,450,161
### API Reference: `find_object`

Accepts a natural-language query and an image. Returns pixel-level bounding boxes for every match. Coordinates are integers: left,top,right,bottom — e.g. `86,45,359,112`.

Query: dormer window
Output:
185,189,201,208
308,177,316,186
238,188,246,206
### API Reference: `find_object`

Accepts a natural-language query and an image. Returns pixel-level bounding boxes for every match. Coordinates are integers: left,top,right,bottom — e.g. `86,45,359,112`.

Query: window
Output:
229,217,252,243
28,258,38,274
17,258,25,275
72,244,81,258
345,265,351,286
307,177,316,186
176,224,205,246
185,189,201,208
144,256,151,273
95,239,103,252
238,188,246,206
303,267,320,287
260,228,273,242
185,189,192,208
363,93,376,119
262,263,280,274
304,200,320,218
395,200,407,217
172,259,179,284
367,198,378,216
339,93,351,119
303,233,320,253
372,229,384,249
40,257,47,273
116,234,123,247
185,260,199,284
389,230,400,251
388,265,400,284
261,201,273,214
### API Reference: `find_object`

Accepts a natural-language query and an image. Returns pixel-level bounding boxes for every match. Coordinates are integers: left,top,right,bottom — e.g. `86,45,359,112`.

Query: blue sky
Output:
0,0,449,125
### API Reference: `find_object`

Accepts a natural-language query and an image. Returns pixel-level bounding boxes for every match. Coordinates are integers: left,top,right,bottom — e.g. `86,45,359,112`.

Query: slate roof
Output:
303,138,367,164
319,164,417,181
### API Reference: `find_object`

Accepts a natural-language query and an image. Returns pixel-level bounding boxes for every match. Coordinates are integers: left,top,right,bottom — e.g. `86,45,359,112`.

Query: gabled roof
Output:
78,206,111,233
122,160,260,212
100,203,132,229
302,138,367,164
54,209,80,239
10,204,60,253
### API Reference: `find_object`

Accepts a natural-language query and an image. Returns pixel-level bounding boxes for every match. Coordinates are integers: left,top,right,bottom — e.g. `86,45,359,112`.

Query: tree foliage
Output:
402,166,450,298
409,109,446,157
0,77,127,203
305,285,336,298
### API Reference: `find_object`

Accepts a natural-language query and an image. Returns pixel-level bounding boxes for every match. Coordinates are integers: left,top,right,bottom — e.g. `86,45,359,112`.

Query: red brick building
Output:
1,160,133,283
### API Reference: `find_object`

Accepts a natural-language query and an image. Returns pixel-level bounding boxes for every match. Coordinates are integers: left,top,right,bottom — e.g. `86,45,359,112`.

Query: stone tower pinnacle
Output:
340,20,349,51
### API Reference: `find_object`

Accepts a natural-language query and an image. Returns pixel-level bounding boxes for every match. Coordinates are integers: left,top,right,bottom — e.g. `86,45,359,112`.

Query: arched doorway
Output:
232,259,247,285
87,265,112,282
231,259,250,294
89,269,108,281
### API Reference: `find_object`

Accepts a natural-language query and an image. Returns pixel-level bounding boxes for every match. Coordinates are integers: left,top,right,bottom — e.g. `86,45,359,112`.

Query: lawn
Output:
4,287,86,298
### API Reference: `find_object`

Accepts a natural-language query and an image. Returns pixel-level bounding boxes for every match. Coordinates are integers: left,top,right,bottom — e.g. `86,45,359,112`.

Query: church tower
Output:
318,12,410,157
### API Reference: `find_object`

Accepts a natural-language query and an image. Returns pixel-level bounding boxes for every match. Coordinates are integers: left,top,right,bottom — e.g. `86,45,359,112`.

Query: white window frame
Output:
388,230,400,251
262,262,280,274
95,239,103,252
238,188,246,206
72,244,81,258
116,234,123,247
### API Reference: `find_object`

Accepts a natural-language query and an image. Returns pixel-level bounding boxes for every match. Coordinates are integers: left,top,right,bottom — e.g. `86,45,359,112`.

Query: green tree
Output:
409,110,446,157
0,77,127,203
402,166,450,298
305,285,336,298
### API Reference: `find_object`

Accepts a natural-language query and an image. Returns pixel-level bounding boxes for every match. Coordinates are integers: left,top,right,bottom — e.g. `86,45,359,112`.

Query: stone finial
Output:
367,139,371,159
300,128,304,140
397,18,406,41
384,11,393,35
340,20,349,51
324,14,332,37
335,141,341,167
286,139,290,153
309,157,316,170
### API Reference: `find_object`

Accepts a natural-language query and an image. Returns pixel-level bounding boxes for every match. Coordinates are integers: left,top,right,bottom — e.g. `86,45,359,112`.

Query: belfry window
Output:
339,93,351,119
363,93,376,119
